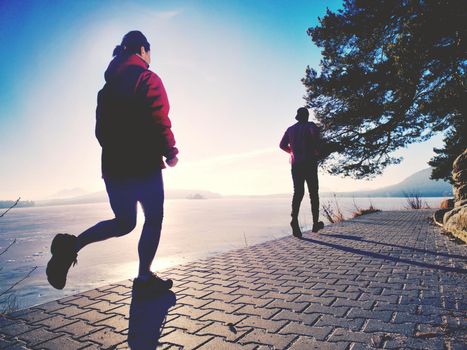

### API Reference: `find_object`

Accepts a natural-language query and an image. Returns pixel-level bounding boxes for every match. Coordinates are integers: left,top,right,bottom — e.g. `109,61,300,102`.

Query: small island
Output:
186,193,206,200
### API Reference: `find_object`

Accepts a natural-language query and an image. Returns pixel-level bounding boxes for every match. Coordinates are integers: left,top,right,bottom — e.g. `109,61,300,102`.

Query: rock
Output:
442,149,467,242
444,206,467,238
433,209,450,226
452,149,467,202
454,183,467,201
440,198,454,209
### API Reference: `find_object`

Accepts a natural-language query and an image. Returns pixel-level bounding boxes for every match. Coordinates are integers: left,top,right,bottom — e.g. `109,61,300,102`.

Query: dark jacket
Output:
280,121,321,165
96,54,178,178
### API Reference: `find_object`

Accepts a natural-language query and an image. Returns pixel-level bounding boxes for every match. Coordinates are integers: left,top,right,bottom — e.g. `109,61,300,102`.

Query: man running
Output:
280,107,324,238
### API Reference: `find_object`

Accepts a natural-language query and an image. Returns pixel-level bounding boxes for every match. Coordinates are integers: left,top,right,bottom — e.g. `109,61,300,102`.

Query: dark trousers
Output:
291,161,319,223
77,170,164,277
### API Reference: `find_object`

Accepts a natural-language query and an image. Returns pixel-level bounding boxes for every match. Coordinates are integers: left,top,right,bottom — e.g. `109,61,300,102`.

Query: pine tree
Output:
303,0,466,180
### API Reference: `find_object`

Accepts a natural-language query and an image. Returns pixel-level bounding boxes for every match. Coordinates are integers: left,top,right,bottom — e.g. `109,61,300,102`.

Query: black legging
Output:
291,161,320,223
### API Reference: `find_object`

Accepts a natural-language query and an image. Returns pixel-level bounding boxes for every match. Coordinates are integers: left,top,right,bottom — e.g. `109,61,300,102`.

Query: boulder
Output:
441,148,467,243
443,206,467,241
452,149,467,202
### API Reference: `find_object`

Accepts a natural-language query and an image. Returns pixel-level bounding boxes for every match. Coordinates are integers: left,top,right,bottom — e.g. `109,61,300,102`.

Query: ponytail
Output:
112,44,125,57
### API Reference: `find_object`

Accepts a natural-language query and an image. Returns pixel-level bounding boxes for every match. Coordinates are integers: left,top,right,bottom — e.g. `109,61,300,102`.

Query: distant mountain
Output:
36,189,222,207
48,187,89,199
329,168,452,197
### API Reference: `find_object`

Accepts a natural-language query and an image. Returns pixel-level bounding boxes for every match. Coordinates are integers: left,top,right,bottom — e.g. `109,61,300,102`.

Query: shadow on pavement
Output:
330,234,467,260
128,290,177,350
301,236,467,274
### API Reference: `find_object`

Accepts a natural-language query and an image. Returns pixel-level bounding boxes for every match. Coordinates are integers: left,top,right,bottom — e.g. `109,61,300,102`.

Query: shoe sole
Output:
46,234,77,290
46,255,66,290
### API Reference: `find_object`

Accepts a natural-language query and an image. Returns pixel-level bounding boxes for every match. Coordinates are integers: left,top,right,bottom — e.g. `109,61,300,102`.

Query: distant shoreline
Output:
0,193,452,209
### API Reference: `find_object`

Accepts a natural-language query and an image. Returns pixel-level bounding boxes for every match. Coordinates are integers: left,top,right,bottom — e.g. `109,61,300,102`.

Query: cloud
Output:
155,10,181,20
182,148,278,167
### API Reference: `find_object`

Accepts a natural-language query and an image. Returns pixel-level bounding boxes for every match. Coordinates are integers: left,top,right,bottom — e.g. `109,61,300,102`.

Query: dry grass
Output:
352,198,381,218
322,194,345,223
404,191,431,209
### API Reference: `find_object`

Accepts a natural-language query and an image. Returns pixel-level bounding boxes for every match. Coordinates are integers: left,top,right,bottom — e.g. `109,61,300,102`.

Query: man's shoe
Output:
290,219,302,238
133,273,173,297
312,221,325,233
46,233,78,290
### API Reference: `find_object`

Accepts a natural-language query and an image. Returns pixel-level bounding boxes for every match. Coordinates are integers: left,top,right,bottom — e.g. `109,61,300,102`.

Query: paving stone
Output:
234,304,280,319
200,311,246,325
0,315,18,330
165,315,209,334
95,314,128,333
279,321,334,340
295,294,336,306
288,337,350,350
328,327,384,344
201,300,242,314
0,322,37,339
238,329,295,348
177,288,212,299
94,292,129,304
54,305,87,318
55,319,105,338
65,296,99,308
33,300,66,313
79,327,127,348
197,337,255,350
304,305,350,317
84,300,121,313
235,316,287,333
0,339,29,350
271,310,307,322
101,285,132,296
178,296,211,309
266,299,309,313
7,309,51,324
229,296,272,307
314,314,365,331
106,304,130,317
34,334,85,350
16,327,60,346
363,319,415,337
347,308,393,322
79,290,111,300
196,321,250,342
159,329,212,349
33,314,76,330
73,309,114,324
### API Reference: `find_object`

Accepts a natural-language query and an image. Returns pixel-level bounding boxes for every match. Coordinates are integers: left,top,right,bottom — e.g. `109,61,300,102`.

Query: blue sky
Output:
0,0,444,199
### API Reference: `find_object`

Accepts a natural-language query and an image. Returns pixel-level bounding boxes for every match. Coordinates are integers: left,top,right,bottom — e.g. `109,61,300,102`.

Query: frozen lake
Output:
0,196,444,310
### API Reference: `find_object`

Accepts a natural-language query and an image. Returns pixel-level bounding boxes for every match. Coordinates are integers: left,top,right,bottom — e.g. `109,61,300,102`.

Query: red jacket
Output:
96,54,178,178
280,121,321,165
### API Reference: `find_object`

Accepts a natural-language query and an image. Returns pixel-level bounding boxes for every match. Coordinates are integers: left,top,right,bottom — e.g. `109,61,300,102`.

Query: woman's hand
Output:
166,156,179,167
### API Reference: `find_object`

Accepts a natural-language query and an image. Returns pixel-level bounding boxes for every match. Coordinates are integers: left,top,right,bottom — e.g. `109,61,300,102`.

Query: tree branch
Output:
0,239,16,257
0,198,21,218
0,266,37,297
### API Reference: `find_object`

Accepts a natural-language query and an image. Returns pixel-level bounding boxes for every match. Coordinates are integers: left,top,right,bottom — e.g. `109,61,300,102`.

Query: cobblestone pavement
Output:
1,210,466,349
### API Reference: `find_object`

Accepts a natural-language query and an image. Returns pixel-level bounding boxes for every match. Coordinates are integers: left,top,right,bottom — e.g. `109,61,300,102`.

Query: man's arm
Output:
279,130,291,153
